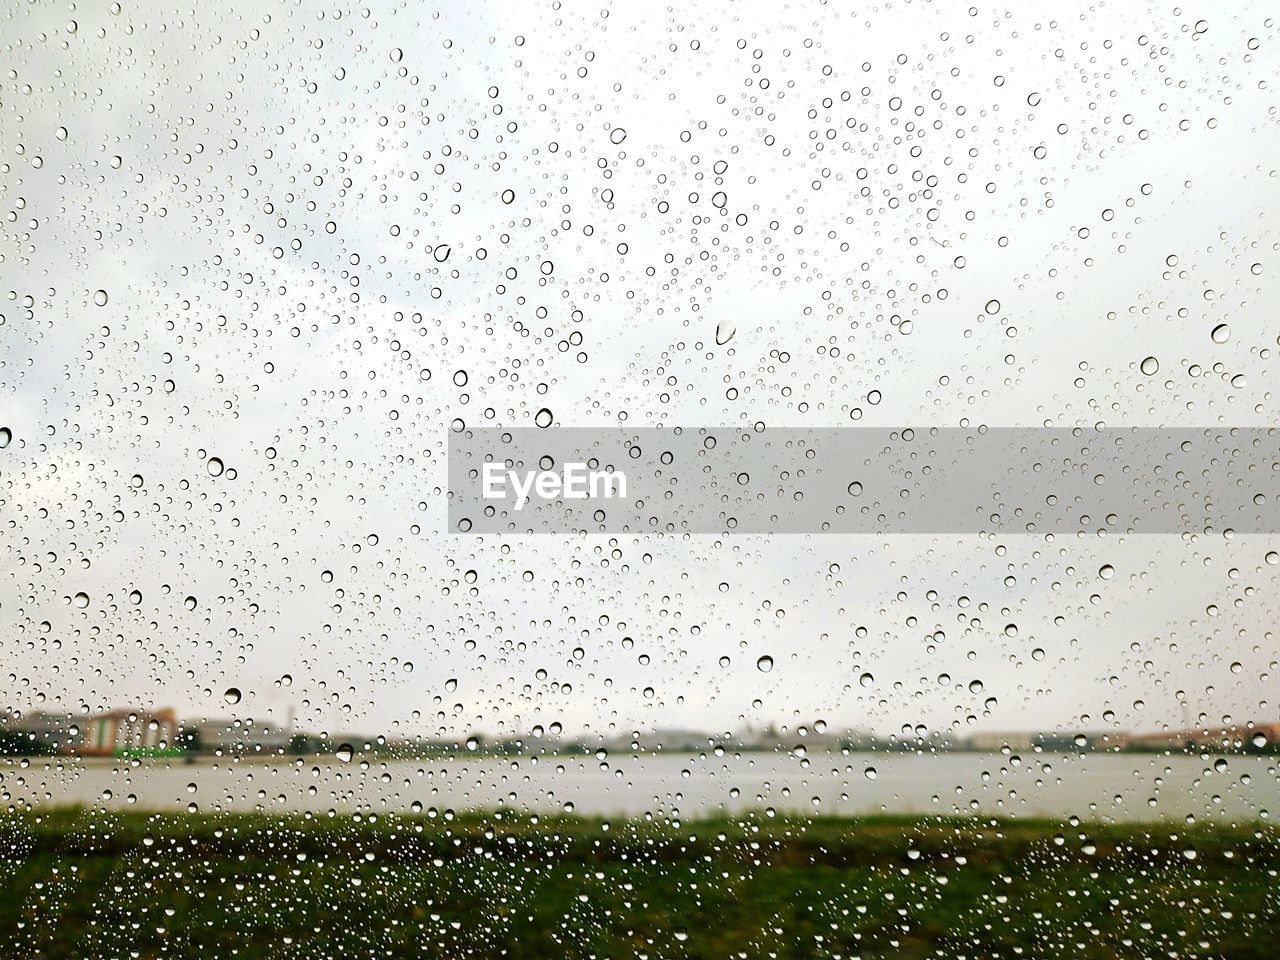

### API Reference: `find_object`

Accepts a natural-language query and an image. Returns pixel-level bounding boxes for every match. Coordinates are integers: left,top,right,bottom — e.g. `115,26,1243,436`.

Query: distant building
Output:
1116,722,1280,753
79,708,182,757
189,717,294,755
965,731,1034,752
1031,731,1111,751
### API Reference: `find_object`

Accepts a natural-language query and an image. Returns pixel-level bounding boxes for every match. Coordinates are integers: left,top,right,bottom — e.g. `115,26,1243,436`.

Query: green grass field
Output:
0,808,1274,958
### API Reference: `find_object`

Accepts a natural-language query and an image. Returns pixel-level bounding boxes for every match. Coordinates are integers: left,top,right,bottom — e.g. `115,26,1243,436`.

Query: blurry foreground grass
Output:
0,808,1275,958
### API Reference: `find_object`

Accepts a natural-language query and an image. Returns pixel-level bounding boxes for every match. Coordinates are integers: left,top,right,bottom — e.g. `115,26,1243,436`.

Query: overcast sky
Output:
2,1,1278,743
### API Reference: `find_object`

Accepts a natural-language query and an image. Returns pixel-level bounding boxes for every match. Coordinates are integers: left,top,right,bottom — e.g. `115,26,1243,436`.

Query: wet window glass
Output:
1,2,1277,957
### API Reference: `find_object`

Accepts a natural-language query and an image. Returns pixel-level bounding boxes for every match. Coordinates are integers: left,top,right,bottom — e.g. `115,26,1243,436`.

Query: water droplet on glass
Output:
93,289,108,306
206,456,224,477
756,655,773,673
1140,356,1159,376
223,687,241,704
1211,323,1230,343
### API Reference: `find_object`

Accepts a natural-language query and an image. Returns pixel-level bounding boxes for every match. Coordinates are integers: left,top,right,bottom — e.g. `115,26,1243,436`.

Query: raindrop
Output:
73,592,89,608
609,127,627,144
0,427,10,449
93,289,108,306
756,655,774,673
432,244,452,263
534,408,554,428
714,320,736,345
984,299,1001,315
223,688,241,705
336,743,354,762
206,456,224,477
1140,356,1159,376
1211,323,1230,344
1098,564,1115,580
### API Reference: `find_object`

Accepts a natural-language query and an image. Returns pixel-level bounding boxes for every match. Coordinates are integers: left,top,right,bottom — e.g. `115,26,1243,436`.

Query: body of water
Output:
2,751,1274,822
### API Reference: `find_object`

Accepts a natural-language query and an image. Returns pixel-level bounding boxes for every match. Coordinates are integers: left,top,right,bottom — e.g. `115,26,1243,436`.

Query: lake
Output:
2,751,1274,822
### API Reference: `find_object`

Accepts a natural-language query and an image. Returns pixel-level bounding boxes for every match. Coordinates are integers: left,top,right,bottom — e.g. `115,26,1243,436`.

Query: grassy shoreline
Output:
1,808,1276,958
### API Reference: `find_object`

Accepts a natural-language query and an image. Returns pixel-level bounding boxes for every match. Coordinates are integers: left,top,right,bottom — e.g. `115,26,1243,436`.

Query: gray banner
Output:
447,428,1280,535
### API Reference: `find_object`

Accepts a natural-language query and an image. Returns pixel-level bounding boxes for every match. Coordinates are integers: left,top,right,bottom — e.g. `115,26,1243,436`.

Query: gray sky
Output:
2,1,1278,742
